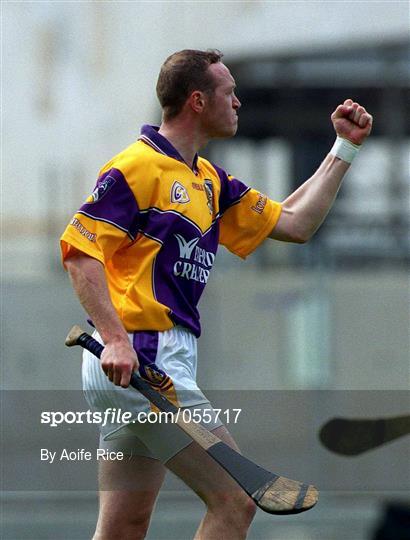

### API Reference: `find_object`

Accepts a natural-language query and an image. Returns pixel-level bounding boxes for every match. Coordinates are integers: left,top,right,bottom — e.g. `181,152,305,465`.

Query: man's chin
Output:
214,125,238,139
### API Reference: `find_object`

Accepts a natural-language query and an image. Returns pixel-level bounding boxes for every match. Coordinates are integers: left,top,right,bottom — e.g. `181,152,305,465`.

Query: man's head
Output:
156,49,241,138
156,49,223,121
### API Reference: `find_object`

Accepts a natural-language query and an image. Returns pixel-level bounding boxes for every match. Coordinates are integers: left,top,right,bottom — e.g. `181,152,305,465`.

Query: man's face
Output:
201,62,241,138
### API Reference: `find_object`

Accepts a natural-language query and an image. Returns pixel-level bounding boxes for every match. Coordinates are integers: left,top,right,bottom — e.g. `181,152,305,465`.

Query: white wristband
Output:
330,136,361,164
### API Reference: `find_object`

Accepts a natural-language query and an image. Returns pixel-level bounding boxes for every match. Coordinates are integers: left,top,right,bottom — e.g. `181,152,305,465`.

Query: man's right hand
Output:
101,339,139,388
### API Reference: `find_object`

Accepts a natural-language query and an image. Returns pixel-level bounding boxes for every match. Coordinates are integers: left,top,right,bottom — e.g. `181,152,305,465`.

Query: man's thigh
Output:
98,455,166,520
99,454,166,490
165,425,244,499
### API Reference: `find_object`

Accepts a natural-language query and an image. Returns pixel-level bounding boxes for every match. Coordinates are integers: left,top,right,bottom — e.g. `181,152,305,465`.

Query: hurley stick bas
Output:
319,415,410,456
66,325,318,515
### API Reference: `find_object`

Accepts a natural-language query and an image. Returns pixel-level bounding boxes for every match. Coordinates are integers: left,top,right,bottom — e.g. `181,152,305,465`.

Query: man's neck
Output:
158,118,208,170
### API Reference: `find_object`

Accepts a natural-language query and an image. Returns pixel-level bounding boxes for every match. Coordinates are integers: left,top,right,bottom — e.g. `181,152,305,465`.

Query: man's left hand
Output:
331,99,373,145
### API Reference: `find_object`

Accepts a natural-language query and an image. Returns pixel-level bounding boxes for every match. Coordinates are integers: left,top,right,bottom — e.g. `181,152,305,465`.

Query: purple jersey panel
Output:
151,215,220,337
212,163,250,216
78,168,139,238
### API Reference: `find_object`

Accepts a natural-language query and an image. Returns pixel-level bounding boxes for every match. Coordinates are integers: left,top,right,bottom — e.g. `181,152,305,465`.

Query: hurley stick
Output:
66,325,318,515
319,415,410,456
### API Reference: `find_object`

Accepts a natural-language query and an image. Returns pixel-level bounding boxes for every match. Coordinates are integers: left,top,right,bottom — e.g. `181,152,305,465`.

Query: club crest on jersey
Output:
171,181,190,204
86,174,116,204
204,179,214,214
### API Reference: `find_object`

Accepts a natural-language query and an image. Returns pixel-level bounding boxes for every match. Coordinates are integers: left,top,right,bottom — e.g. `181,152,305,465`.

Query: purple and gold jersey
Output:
60,125,281,337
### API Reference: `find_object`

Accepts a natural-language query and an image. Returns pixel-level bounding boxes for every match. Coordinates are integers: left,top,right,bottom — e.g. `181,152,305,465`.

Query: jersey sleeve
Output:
215,165,282,259
60,167,140,266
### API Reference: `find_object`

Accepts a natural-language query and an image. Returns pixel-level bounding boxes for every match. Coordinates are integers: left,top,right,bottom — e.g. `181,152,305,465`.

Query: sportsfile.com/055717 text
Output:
40,408,242,427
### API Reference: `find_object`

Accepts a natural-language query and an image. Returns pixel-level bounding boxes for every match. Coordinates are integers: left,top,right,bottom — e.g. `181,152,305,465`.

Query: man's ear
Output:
189,90,205,113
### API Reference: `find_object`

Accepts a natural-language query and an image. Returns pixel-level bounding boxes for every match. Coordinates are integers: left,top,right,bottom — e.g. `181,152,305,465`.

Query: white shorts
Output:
82,326,222,462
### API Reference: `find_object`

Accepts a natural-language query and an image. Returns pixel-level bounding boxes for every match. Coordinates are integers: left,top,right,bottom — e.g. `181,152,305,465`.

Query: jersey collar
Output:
139,125,199,174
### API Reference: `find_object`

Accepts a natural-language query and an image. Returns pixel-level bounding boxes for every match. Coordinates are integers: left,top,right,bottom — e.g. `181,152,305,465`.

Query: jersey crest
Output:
204,179,214,214
86,173,116,204
171,181,190,204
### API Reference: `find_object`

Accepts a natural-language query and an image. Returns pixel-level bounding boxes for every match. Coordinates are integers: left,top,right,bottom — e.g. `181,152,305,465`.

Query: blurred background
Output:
2,1,409,539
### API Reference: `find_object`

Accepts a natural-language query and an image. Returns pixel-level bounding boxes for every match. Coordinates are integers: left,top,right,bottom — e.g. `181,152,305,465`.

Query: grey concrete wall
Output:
2,269,408,391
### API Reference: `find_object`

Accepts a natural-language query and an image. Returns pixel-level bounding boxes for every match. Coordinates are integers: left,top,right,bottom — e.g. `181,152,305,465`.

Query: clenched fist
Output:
331,99,373,146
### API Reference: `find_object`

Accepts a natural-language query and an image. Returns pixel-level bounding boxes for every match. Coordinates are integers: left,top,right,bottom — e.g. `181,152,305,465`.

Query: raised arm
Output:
270,99,373,243
65,252,138,387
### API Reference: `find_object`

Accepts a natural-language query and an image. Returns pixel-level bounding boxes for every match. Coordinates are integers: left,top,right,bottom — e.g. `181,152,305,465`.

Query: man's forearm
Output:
270,99,372,244
65,254,129,345
276,153,350,242
66,253,138,386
